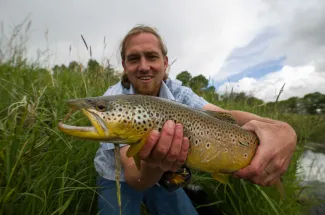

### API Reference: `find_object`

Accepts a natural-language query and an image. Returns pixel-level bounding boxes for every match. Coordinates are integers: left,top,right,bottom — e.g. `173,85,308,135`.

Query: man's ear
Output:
122,60,126,70
164,56,169,71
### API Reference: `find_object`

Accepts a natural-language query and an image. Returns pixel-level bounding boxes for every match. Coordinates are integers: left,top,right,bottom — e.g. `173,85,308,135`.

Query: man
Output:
94,25,297,215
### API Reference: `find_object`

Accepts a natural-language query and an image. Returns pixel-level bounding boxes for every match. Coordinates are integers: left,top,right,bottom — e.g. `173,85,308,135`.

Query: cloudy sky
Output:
1,0,325,101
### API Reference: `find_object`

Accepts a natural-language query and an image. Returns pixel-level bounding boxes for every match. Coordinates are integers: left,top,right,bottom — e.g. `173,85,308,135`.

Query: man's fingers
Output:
151,120,175,161
234,146,271,180
261,156,288,185
138,130,160,160
239,156,288,186
263,170,282,186
241,120,260,132
160,123,183,171
171,137,189,171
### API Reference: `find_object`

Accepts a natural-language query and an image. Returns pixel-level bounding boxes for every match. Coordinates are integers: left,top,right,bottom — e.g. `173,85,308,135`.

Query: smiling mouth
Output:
138,76,153,81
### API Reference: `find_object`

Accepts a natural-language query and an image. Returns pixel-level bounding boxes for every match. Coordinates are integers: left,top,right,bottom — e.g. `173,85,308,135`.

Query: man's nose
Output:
139,57,150,71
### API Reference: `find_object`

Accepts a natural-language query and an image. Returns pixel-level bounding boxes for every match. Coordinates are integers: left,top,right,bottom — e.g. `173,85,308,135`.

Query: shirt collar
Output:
125,81,175,100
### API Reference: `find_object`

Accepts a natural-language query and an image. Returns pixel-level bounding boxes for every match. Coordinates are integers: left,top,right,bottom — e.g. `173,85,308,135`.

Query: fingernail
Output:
175,123,183,131
183,137,188,143
151,130,160,140
167,120,174,129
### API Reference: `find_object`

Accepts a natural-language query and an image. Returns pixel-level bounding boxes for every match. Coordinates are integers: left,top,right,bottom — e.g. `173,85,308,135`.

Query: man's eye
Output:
127,56,138,62
148,55,158,60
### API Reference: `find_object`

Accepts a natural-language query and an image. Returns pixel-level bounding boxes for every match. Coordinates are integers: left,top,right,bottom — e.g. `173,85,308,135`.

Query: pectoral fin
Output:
211,173,230,184
126,132,150,158
126,132,150,171
133,153,141,171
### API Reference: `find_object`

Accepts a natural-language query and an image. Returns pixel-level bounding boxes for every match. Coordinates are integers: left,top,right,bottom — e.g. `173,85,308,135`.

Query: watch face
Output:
157,165,192,192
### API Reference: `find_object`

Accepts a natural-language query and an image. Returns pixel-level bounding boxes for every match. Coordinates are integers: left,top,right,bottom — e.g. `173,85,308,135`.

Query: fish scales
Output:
131,95,258,174
88,95,258,174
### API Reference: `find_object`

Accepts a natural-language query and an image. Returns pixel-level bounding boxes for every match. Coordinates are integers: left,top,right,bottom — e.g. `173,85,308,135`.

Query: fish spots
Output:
239,141,249,147
244,153,248,158
206,143,210,148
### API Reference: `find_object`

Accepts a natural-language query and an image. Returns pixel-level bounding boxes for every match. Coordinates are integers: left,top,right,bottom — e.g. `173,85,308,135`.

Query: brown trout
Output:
58,94,262,184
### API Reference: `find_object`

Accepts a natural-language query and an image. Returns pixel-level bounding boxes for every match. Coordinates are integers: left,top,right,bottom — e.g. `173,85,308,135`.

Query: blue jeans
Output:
97,176,198,215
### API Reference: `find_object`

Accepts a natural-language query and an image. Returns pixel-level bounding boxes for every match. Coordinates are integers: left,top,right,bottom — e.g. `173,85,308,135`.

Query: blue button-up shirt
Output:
94,78,208,181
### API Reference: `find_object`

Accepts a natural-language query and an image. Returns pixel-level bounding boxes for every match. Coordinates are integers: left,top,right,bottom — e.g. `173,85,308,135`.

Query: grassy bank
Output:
0,59,323,214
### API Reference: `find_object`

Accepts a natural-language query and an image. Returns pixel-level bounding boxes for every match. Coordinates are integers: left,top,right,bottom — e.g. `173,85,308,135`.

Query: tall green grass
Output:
0,61,120,214
1,21,323,215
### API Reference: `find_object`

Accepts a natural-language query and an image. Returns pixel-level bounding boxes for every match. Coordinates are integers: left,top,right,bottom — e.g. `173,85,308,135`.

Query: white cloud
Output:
217,64,325,102
214,0,325,82
1,0,325,101
0,0,268,77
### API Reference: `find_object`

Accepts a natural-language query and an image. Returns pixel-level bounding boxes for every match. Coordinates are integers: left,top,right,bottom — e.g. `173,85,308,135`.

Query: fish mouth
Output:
57,108,109,140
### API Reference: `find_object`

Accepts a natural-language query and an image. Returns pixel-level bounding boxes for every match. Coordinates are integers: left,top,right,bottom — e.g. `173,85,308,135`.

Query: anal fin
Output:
211,173,230,184
133,153,141,171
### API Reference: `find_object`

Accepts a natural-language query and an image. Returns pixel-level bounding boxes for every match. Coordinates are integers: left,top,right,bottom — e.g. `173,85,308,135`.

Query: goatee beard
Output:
135,85,160,96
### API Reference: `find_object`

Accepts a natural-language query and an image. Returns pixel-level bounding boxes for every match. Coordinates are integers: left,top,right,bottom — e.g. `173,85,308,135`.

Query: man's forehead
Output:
125,33,162,55
126,50,160,56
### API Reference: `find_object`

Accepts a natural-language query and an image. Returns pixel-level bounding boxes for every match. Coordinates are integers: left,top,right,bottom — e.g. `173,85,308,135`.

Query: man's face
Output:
122,33,168,96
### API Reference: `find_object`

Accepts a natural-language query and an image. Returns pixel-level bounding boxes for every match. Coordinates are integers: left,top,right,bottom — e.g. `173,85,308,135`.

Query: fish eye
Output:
96,104,106,112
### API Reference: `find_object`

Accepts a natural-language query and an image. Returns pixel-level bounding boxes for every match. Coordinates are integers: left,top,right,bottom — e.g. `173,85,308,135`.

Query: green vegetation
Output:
1,21,324,215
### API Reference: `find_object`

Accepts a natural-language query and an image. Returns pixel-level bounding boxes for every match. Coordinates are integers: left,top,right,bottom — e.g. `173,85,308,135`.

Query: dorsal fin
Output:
203,110,237,124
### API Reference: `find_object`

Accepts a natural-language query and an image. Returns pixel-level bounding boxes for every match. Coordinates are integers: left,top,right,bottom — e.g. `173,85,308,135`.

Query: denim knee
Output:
97,176,144,215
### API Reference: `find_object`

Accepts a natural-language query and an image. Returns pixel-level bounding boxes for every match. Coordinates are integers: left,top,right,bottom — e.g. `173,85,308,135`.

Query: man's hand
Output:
233,120,297,186
138,120,189,172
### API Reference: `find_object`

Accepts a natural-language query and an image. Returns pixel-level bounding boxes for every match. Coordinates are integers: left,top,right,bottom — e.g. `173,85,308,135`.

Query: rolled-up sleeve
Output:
178,86,209,110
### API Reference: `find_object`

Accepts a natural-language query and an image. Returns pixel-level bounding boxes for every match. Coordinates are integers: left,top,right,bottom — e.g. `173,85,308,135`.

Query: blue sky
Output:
212,57,285,90
211,27,285,87
210,18,325,102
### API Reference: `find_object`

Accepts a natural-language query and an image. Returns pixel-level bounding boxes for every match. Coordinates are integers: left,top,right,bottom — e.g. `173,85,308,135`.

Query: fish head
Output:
57,95,147,144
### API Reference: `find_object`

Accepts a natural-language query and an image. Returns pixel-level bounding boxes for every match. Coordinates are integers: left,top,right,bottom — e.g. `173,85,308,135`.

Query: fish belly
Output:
185,135,255,174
